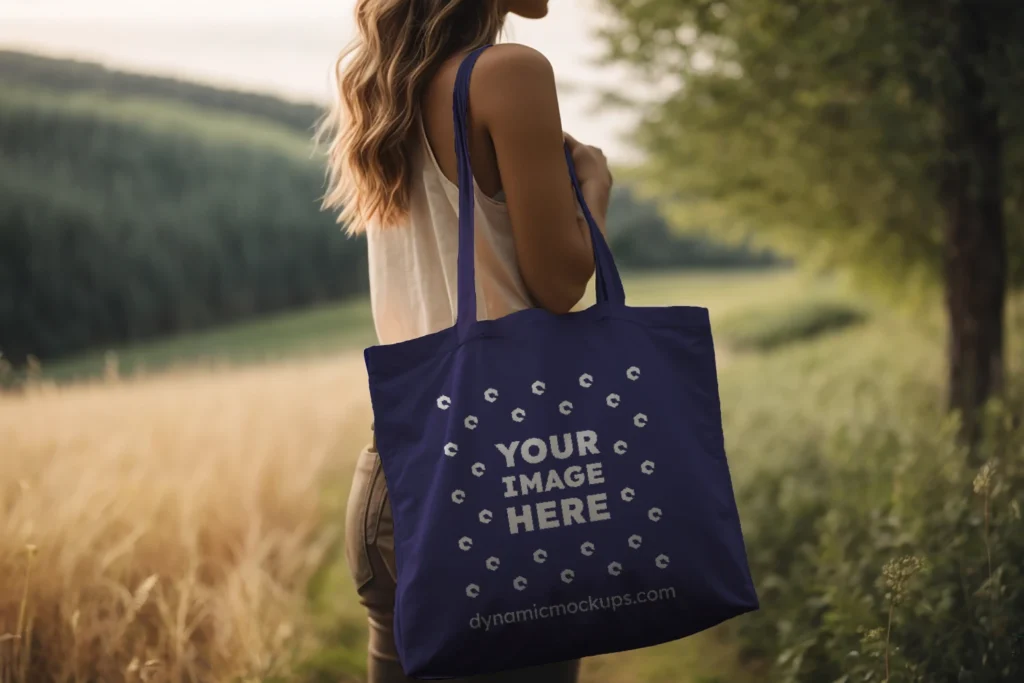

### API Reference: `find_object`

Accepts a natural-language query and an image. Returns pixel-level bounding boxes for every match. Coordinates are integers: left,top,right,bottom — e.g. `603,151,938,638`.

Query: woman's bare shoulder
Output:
472,43,559,125
479,42,552,71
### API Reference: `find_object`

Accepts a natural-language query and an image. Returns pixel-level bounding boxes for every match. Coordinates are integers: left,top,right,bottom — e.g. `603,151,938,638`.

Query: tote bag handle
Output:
453,44,626,332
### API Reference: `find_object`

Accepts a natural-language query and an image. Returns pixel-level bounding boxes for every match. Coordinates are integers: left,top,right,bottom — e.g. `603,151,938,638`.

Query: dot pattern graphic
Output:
436,365,670,600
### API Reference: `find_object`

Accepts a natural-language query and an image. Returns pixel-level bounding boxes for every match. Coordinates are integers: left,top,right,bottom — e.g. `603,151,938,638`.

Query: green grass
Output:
39,269,811,383
617,268,829,319
716,298,868,351
715,306,1024,683
41,297,376,382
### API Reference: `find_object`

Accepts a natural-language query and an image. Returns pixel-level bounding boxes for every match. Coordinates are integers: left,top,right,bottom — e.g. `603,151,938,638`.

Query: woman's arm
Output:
474,44,612,315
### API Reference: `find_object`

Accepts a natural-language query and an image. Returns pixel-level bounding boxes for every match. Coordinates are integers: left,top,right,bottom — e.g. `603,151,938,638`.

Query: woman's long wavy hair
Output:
318,0,506,234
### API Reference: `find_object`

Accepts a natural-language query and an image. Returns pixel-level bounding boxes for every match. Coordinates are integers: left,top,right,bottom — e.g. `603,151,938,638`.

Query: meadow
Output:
2,269,1021,683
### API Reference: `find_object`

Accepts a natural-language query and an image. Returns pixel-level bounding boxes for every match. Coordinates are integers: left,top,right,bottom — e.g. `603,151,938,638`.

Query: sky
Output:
0,0,646,162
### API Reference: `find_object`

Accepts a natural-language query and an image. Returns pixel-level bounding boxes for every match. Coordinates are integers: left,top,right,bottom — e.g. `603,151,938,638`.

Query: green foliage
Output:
720,319,1024,682
717,298,867,351
0,86,367,364
594,0,1024,290
606,186,781,270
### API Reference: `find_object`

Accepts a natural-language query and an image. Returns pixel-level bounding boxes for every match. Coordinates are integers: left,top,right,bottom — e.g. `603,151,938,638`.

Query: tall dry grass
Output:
0,354,372,683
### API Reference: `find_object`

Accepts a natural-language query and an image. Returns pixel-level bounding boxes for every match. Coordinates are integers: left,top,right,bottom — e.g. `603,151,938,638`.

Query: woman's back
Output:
367,107,532,345
330,42,611,346
367,45,596,344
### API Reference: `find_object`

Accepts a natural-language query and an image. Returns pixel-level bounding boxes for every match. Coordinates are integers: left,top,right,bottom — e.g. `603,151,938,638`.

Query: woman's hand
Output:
563,132,612,235
563,133,613,190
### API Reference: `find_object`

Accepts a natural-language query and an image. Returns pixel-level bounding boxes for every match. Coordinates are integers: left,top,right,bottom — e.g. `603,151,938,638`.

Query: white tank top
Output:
366,116,535,345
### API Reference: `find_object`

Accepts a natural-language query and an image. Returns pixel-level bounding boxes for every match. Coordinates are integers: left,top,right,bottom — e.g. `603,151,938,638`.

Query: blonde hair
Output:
318,0,506,234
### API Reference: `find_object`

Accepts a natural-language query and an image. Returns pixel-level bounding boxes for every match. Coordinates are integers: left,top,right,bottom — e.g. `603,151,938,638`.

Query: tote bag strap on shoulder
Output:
452,44,626,334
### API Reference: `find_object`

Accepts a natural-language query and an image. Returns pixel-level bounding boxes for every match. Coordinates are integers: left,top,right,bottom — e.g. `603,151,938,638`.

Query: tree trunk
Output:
940,10,1007,449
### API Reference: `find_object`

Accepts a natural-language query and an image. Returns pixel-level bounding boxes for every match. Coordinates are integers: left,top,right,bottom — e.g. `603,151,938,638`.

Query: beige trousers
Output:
345,428,581,683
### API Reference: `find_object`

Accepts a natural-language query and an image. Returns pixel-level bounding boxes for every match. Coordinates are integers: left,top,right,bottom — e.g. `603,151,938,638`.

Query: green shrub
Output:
722,321,1024,683
717,299,868,352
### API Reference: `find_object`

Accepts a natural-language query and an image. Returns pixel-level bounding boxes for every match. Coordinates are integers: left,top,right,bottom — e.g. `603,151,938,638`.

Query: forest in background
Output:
0,50,777,366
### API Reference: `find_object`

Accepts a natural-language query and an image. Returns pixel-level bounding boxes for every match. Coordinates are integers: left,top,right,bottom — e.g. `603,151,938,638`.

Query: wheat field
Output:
0,352,756,683
0,353,373,683
1,352,757,683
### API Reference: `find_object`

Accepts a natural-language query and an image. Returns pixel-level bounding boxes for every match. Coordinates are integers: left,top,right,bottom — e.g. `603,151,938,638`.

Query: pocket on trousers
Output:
345,444,383,592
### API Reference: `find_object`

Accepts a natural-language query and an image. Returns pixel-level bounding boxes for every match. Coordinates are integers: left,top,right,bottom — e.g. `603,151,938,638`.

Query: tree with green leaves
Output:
596,0,1024,441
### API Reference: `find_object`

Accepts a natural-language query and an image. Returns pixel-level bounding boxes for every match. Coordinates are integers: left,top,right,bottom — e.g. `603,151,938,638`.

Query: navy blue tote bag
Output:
364,45,759,679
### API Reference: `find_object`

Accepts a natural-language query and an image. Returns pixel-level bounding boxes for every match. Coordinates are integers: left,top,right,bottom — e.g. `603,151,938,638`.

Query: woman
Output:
319,1,614,680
